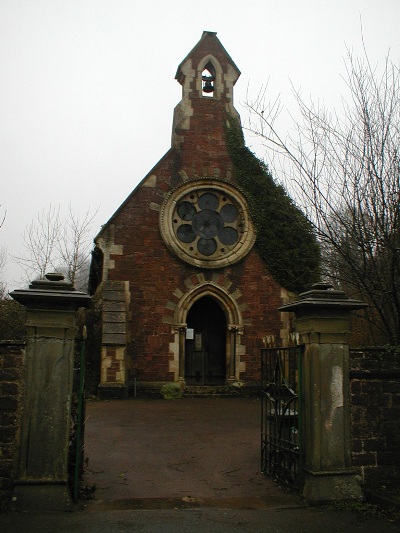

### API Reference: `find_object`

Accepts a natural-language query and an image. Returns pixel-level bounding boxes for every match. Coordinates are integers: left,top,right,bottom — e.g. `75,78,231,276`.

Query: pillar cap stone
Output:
10,273,91,310
279,282,367,313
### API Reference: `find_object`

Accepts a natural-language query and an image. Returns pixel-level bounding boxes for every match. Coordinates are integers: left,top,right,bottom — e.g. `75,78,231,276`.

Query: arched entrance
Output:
185,296,226,385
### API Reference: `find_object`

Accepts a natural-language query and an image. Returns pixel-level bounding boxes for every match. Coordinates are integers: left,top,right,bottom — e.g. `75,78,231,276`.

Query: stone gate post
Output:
10,273,91,510
280,283,366,504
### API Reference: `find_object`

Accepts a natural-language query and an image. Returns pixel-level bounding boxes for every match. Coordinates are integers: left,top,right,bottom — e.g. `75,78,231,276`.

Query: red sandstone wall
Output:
104,161,283,384
97,33,284,385
350,348,400,488
0,341,24,507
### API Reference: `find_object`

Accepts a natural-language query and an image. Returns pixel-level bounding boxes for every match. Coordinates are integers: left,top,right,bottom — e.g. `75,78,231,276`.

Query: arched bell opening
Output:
184,296,226,385
201,62,216,97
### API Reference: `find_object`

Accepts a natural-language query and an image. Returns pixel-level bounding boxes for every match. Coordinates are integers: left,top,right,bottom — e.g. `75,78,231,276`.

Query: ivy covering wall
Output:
225,115,320,293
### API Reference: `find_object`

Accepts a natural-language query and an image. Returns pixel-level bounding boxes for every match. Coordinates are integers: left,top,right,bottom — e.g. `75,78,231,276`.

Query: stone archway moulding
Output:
165,279,247,384
174,281,243,328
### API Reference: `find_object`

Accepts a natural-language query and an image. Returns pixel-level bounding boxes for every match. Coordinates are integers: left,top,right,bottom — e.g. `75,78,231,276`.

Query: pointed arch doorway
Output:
185,296,226,385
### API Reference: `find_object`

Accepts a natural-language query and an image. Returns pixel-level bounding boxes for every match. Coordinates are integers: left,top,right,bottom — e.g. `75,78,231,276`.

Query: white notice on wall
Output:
186,328,194,340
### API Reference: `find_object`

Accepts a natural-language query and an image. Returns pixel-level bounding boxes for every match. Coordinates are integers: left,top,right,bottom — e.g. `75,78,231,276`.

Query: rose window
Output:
160,181,255,269
174,191,242,257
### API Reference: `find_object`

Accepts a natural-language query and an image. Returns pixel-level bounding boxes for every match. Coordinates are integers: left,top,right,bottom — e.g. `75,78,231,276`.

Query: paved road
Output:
2,505,399,533
82,397,298,505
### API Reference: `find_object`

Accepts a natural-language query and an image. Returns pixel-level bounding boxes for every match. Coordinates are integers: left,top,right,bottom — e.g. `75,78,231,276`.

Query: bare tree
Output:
56,206,98,291
13,204,97,291
0,203,8,297
13,205,61,282
246,49,400,344
0,205,6,229
0,245,8,298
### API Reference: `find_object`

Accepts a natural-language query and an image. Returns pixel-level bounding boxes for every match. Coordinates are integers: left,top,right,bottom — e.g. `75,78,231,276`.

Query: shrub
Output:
161,383,183,400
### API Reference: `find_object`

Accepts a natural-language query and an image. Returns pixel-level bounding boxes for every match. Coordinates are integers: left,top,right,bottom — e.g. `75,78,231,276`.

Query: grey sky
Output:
1,0,399,288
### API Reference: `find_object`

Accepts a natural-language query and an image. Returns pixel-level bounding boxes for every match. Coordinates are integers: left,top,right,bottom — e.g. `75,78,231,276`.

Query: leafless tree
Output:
0,245,7,299
13,205,61,282
13,204,97,291
0,203,8,297
0,205,6,229
56,206,98,291
245,49,400,344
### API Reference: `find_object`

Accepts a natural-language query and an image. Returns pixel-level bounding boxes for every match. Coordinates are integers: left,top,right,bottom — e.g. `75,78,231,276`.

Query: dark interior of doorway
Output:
185,296,226,385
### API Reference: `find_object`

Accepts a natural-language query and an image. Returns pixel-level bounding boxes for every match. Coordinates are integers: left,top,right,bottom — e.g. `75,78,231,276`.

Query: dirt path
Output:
83,397,300,509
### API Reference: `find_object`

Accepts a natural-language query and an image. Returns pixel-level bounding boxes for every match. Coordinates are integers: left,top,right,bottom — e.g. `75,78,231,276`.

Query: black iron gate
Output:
69,327,87,502
261,346,303,488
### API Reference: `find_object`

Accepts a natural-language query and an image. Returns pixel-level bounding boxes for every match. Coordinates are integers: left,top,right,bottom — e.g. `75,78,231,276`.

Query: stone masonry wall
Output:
0,341,25,508
2,337,399,504
94,33,286,389
350,347,400,489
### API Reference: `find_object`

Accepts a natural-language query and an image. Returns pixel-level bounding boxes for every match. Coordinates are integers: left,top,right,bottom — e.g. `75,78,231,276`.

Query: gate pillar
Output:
10,273,91,511
280,283,366,504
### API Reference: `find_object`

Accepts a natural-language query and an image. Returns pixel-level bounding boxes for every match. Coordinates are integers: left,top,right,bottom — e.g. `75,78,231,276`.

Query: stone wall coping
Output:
10,273,91,310
350,369,400,379
0,340,26,346
279,282,367,313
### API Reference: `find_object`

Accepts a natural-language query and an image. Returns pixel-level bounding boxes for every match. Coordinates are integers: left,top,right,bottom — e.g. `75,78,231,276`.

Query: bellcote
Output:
175,31,240,102
172,31,241,151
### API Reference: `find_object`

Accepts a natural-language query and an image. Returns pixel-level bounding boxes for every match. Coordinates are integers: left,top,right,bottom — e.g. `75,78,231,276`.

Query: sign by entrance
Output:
195,333,202,351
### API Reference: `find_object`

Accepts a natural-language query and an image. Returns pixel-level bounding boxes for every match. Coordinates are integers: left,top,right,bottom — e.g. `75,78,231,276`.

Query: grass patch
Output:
161,383,183,400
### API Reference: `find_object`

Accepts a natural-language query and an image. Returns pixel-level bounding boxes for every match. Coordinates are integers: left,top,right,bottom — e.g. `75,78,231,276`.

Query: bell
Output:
202,75,215,93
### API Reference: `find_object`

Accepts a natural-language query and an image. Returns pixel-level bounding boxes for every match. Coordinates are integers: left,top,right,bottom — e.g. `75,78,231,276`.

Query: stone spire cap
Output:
10,273,91,310
175,30,241,83
279,282,367,313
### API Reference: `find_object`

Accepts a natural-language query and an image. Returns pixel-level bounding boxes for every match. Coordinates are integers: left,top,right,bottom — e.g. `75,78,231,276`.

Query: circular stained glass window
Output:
160,180,255,269
198,192,219,210
197,237,217,256
177,224,196,243
219,227,238,245
192,210,223,239
177,202,196,221
220,204,239,223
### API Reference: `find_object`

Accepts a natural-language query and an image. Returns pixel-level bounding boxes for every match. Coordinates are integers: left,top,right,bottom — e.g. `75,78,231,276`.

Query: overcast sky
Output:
1,0,399,288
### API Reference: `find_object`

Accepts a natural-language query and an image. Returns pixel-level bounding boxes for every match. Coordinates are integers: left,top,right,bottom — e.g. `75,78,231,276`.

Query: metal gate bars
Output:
69,327,87,502
261,346,303,488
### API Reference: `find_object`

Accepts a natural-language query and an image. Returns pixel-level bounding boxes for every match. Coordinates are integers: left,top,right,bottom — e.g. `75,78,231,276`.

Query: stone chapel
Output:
89,31,319,397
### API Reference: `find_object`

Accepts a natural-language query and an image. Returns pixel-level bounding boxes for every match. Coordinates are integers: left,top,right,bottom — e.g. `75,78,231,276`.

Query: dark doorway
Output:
185,296,226,385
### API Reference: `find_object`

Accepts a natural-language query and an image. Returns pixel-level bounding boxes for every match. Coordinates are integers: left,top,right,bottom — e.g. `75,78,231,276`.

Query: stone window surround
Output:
159,178,255,269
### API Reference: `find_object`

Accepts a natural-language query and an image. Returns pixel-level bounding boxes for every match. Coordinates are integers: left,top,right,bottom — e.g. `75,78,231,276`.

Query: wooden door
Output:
185,297,226,385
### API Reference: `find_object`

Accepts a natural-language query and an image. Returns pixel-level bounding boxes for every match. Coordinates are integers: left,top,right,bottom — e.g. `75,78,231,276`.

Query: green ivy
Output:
225,115,320,293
